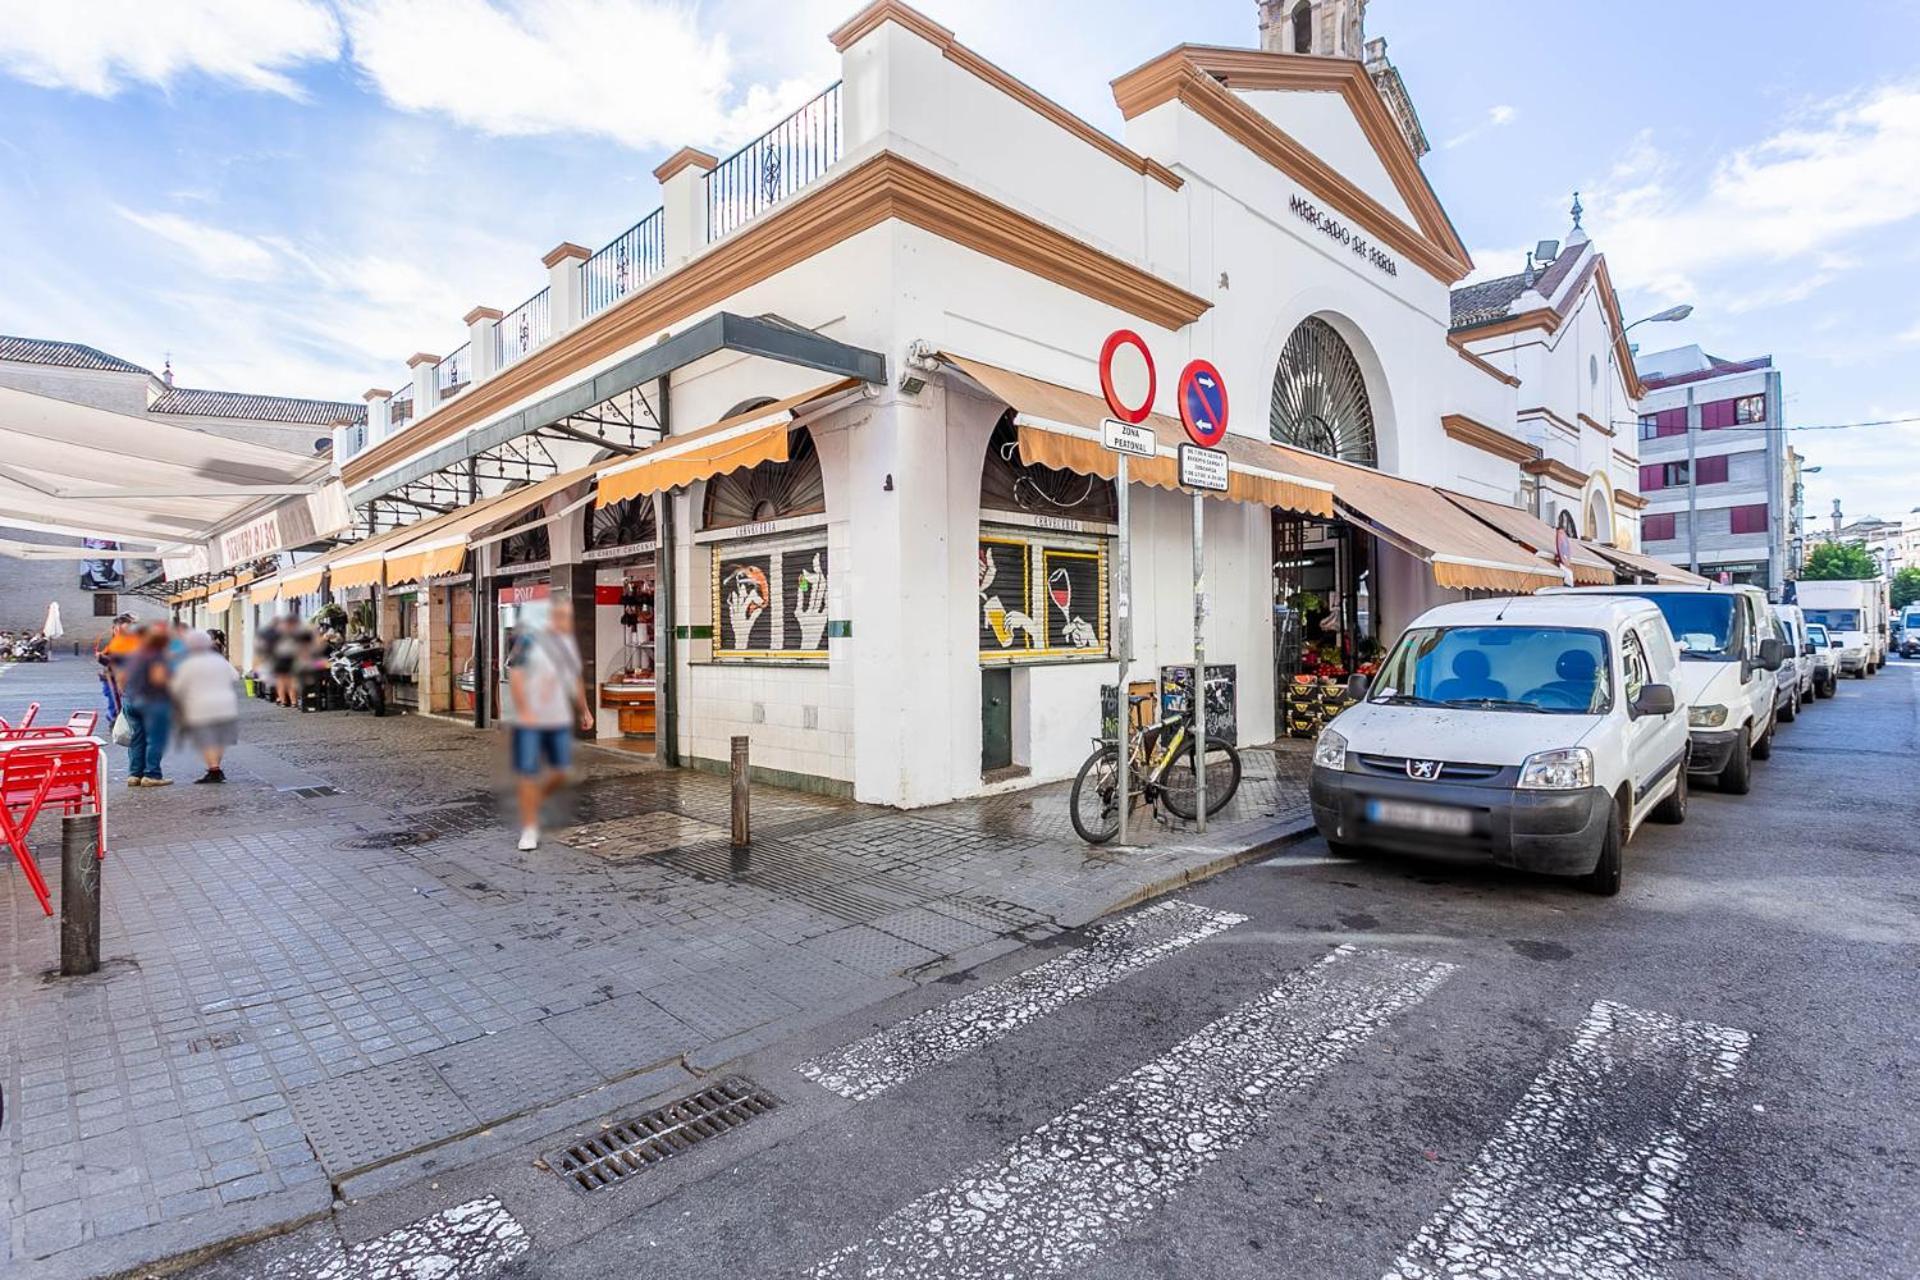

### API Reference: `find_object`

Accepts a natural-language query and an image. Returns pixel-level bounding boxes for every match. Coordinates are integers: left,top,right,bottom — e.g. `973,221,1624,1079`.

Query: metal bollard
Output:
61,811,101,977
729,735,750,850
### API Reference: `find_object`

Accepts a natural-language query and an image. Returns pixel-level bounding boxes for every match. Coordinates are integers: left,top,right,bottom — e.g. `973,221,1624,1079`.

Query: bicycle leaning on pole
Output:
1068,694,1242,844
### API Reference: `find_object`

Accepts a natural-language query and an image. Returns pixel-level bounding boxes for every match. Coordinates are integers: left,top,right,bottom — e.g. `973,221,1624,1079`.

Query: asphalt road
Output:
194,658,1920,1280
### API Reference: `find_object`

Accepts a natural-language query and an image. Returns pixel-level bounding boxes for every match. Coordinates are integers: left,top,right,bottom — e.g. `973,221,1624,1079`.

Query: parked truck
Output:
1798,578,1888,677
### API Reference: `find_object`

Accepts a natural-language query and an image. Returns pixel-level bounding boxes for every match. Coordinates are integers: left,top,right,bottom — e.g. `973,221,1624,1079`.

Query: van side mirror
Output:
1346,674,1370,701
1802,643,1815,657
1757,637,1785,670
1830,638,1844,649
1632,683,1678,718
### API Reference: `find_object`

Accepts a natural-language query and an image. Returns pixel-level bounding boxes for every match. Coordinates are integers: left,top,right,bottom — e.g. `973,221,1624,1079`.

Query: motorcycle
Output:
7,633,49,662
327,635,389,716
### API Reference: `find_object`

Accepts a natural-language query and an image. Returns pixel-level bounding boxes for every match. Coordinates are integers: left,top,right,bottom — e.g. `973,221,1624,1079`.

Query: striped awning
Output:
1440,490,1616,586
941,355,1335,518
1583,541,1711,586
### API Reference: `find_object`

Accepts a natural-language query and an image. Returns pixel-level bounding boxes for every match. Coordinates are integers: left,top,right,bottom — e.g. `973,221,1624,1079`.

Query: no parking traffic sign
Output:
1177,359,1229,448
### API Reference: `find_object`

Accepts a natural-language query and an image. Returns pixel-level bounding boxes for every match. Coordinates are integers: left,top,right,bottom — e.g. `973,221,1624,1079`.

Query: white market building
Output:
194,0,1690,807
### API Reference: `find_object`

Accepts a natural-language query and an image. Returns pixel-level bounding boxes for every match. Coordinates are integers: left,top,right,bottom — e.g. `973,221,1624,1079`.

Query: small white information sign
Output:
1178,443,1228,492
1101,417,1156,459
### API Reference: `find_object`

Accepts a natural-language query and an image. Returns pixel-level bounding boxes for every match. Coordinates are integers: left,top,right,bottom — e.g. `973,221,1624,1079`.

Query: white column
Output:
465,306,502,383
362,388,392,444
543,243,589,334
407,352,439,414
653,147,717,265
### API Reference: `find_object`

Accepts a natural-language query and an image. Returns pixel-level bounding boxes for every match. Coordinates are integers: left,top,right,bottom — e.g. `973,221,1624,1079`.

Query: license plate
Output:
1364,799,1473,835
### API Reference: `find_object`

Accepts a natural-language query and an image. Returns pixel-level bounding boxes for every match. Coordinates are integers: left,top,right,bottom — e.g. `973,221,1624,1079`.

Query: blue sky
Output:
2,0,1917,525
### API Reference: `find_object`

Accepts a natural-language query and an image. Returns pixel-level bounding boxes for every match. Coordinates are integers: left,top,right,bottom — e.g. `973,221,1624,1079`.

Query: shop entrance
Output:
981,667,1013,772
1273,512,1376,729
584,495,660,754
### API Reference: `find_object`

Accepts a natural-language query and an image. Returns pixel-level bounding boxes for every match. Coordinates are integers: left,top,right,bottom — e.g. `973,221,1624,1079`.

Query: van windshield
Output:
1806,623,1830,645
1371,626,1612,714
1803,608,1861,631
1605,593,1738,659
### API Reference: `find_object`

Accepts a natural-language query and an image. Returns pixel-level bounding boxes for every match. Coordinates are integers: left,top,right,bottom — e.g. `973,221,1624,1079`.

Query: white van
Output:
1541,583,1785,794
1310,595,1690,895
1772,602,1817,711
1799,579,1880,677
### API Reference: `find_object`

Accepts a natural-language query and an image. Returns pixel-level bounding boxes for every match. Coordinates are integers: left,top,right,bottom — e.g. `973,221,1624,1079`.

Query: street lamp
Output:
1627,304,1694,332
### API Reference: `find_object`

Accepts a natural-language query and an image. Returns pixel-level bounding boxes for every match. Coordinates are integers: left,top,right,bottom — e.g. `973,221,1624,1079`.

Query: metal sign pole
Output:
1114,454,1131,846
1192,490,1207,834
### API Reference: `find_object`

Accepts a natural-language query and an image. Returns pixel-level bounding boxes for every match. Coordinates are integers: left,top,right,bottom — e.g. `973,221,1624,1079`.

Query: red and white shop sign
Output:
496,581,551,605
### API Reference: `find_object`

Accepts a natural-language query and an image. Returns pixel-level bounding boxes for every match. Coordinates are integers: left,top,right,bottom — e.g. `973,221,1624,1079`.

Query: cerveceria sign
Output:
1289,194,1399,278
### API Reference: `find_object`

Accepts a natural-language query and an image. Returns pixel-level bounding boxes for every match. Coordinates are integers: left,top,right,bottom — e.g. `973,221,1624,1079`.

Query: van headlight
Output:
1312,727,1348,771
1688,704,1729,729
1517,747,1592,791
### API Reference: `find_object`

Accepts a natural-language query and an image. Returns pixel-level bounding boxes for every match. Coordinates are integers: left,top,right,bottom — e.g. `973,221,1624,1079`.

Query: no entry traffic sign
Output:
1099,330,1156,425
1177,359,1229,447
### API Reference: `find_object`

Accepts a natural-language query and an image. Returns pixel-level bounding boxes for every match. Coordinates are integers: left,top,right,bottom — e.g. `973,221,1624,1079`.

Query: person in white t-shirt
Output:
506,598,593,850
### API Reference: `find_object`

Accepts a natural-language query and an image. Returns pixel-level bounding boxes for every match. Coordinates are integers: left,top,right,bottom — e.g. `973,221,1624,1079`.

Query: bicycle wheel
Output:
1159,740,1243,820
1068,745,1123,844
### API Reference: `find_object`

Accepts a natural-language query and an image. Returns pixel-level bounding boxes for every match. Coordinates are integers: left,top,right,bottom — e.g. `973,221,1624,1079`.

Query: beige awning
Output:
1269,449,1568,594
1584,541,1711,586
327,518,463,591
278,558,330,598
205,590,235,613
1440,490,1616,586
383,462,599,586
248,575,281,602
594,379,863,509
942,355,1336,518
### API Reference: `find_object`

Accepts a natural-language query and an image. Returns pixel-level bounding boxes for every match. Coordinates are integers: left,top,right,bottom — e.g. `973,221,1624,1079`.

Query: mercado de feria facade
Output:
162,0,1696,808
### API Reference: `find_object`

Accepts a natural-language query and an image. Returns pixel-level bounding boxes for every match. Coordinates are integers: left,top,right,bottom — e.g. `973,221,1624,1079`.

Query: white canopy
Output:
0,384,341,557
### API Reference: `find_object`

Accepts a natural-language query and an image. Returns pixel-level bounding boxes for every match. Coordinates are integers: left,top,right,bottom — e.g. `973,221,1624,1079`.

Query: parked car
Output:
1805,622,1839,697
1773,603,1817,710
1542,582,1784,795
1754,593,1803,724
1309,595,1690,896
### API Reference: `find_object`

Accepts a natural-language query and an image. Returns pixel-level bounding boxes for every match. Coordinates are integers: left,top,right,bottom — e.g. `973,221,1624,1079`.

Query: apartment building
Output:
1633,345,1788,594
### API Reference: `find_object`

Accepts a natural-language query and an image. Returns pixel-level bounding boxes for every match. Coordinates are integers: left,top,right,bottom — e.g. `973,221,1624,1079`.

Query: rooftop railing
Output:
583,208,666,319
496,288,552,370
436,342,471,399
706,81,842,242
389,383,414,430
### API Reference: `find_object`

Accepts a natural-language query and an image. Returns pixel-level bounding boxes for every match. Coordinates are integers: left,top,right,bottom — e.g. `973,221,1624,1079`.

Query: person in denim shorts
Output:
506,598,593,850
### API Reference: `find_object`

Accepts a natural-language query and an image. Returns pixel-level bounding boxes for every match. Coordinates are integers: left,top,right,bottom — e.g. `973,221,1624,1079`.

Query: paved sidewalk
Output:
0,657,1310,1278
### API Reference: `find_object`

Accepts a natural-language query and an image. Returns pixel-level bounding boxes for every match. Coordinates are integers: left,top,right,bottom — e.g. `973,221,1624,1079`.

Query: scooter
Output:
328,635,389,717
7,633,49,662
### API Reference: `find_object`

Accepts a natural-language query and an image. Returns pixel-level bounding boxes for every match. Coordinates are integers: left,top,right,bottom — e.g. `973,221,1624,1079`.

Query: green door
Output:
981,667,1012,772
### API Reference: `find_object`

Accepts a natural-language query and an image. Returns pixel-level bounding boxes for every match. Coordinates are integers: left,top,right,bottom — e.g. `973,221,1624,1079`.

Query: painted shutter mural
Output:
713,538,830,660
978,527,1108,663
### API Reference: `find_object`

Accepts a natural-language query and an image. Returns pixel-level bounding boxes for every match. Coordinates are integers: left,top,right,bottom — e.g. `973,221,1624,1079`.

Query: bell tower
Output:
1255,0,1429,158
1257,0,1368,59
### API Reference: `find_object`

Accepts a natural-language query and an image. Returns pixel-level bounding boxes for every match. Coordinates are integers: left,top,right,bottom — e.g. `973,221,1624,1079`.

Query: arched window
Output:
585,493,657,552
1270,316,1378,467
495,502,550,568
702,427,826,530
979,412,1116,523
1291,1,1314,53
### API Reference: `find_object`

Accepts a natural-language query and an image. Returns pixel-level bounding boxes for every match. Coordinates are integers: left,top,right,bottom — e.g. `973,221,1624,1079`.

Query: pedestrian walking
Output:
505,598,592,851
122,625,174,787
96,613,140,720
171,630,240,783
270,619,301,707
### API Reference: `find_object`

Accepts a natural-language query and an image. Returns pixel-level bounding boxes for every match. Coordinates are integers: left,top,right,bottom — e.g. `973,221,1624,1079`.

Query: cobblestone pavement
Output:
0,657,1309,1278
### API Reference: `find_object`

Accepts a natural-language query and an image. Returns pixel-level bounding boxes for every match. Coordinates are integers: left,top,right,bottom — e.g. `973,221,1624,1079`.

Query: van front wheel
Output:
1718,730,1753,795
1579,806,1623,896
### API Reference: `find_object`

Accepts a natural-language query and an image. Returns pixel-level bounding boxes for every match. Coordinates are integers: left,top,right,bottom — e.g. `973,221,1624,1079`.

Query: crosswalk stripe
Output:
1383,999,1752,1280
805,944,1454,1279
797,898,1248,1101
256,1196,529,1280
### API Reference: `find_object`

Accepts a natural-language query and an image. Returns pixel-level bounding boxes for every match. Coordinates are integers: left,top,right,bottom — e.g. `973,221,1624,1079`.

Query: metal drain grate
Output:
552,1077,778,1192
339,830,433,850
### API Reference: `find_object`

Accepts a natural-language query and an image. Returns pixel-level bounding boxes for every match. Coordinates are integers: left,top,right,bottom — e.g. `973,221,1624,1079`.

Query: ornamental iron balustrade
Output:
389,383,415,431
706,81,841,243
436,343,470,399
584,208,666,318
496,287,553,370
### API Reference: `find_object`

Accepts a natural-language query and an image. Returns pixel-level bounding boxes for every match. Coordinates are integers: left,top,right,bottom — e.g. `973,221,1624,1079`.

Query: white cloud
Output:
1589,84,1920,305
117,209,283,282
0,0,339,98
336,0,828,150
1443,103,1517,150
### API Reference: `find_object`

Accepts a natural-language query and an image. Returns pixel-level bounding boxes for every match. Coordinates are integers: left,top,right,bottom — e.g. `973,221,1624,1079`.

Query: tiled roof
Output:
149,386,367,425
1448,272,1531,329
0,334,149,374
1639,355,1772,391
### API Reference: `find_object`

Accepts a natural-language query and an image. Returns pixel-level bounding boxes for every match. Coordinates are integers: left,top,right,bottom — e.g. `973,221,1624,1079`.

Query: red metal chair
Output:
65,710,98,737
0,702,42,733
1,738,107,917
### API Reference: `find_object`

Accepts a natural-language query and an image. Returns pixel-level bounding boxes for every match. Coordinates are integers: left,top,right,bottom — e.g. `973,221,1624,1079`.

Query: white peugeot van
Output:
1310,595,1690,895
1542,583,1785,794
